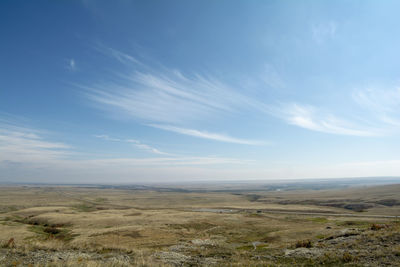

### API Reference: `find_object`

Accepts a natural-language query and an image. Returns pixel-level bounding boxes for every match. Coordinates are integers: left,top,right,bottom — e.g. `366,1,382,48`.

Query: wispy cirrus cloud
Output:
0,118,255,183
82,46,264,144
66,58,77,71
352,86,400,127
268,84,400,137
84,156,251,166
94,134,171,155
270,103,380,137
1,115,251,168
83,46,398,138
150,124,265,145
0,122,70,163
84,69,247,124
93,134,121,142
94,43,144,66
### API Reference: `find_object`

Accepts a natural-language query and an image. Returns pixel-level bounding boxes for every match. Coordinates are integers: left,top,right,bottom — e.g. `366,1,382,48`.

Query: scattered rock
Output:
191,239,215,246
154,251,191,266
0,249,133,266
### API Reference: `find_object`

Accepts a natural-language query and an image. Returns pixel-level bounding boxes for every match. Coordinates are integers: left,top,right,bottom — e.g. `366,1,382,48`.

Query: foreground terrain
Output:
1,180,400,266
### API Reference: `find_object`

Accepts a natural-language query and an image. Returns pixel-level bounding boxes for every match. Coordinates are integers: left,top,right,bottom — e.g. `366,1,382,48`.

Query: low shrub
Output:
371,224,388,231
1,238,15,248
295,239,312,248
342,252,354,262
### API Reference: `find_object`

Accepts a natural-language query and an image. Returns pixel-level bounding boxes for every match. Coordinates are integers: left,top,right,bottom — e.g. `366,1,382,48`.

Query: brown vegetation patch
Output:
1,238,15,248
371,223,389,230
261,234,281,243
295,239,313,248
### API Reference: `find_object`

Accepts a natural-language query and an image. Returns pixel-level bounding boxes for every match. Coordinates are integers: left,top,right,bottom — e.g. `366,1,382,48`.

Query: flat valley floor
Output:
1,182,400,266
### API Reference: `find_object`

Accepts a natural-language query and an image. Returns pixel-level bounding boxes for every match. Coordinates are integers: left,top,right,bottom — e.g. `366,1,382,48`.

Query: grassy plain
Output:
0,181,400,266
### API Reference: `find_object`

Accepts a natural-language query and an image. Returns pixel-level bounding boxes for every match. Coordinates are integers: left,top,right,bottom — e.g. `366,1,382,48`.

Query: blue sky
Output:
1,0,400,183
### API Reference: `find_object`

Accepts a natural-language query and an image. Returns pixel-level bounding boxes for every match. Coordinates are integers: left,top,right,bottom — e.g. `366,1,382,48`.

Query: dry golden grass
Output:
0,184,399,266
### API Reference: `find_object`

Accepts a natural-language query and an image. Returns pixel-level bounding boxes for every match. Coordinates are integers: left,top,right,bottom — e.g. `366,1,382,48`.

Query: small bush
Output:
1,238,15,248
371,224,388,231
342,252,353,262
295,239,312,248
245,194,261,202
393,246,400,256
336,220,369,227
43,226,61,235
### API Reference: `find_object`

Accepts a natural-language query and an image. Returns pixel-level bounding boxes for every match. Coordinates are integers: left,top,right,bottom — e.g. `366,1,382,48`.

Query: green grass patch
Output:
2,215,26,225
28,225,78,241
236,243,269,251
0,206,19,213
335,220,371,227
316,234,326,239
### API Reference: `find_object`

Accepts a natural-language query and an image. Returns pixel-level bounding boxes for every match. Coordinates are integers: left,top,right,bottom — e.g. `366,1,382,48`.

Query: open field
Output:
1,181,400,266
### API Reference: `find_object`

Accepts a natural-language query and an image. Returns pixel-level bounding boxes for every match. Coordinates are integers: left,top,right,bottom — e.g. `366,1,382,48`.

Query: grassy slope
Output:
0,185,399,266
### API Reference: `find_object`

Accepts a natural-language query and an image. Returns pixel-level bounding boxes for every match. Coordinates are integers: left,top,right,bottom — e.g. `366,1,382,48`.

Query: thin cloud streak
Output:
94,134,171,155
352,86,400,128
270,103,380,136
83,69,247,124
150,124,265,145
83,45,266,144
0,121,251,170
84,46,393,138
66,58,77,71
83,156,252,166
0,123,70,163
93,43,146,68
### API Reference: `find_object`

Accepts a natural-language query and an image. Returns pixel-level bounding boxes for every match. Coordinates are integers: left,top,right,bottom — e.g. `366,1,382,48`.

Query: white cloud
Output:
83,46,397,138
271,103,380,136
0,123,70,163
66,58,77,71
82,46,266,144
352,86,400,127
82,156,251,166
150,124,265,145
93,134,121,142
0,120,256,183
131,143,169,155
268,85,400,137
2,114,400,183
94,44,143,66
94,134,171,155
83,69,248,124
